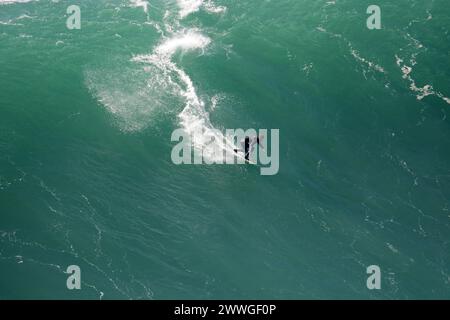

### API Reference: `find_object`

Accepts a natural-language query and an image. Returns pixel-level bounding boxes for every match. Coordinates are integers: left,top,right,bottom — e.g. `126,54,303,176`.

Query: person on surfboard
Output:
234,135,264,161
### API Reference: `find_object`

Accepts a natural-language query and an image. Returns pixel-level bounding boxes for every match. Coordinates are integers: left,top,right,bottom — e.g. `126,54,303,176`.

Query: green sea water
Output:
1,0,450,299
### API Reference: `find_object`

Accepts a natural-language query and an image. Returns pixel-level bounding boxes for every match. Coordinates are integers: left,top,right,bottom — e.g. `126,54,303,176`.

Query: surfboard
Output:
233,150,258,165
219,136,258,165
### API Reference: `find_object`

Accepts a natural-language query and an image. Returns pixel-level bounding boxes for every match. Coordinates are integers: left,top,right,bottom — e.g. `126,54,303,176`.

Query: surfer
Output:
234,135,264,161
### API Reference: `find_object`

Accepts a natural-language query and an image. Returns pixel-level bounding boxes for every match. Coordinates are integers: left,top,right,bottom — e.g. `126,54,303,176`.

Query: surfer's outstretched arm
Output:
250,137,264,153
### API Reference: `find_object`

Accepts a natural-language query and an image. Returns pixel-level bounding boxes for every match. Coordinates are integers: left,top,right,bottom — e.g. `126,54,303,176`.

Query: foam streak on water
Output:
132,1,234,161
0,0,35,5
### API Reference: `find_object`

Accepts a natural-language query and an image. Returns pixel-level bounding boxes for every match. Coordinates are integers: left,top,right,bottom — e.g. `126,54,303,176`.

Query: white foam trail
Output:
316,27,386,76
132,30,236,161
395,34,450,104
350,48,385,74
177,0,226,18
129,0,149,14
395,54,450,104
155,31,211,57
132,32,211,129
204,0,226,14
178,0,203,18
16,14,33,19
0,0,35,4
130,1,231,160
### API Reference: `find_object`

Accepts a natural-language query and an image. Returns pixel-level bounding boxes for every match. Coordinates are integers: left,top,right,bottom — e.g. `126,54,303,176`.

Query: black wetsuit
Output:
244,137,251,161
234,137,256,161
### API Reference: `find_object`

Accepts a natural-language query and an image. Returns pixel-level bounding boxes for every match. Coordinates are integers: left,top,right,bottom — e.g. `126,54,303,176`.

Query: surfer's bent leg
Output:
244,137,251,161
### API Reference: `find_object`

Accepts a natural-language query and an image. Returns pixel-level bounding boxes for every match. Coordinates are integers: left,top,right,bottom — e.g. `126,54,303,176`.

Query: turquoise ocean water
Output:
1,0,450,299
